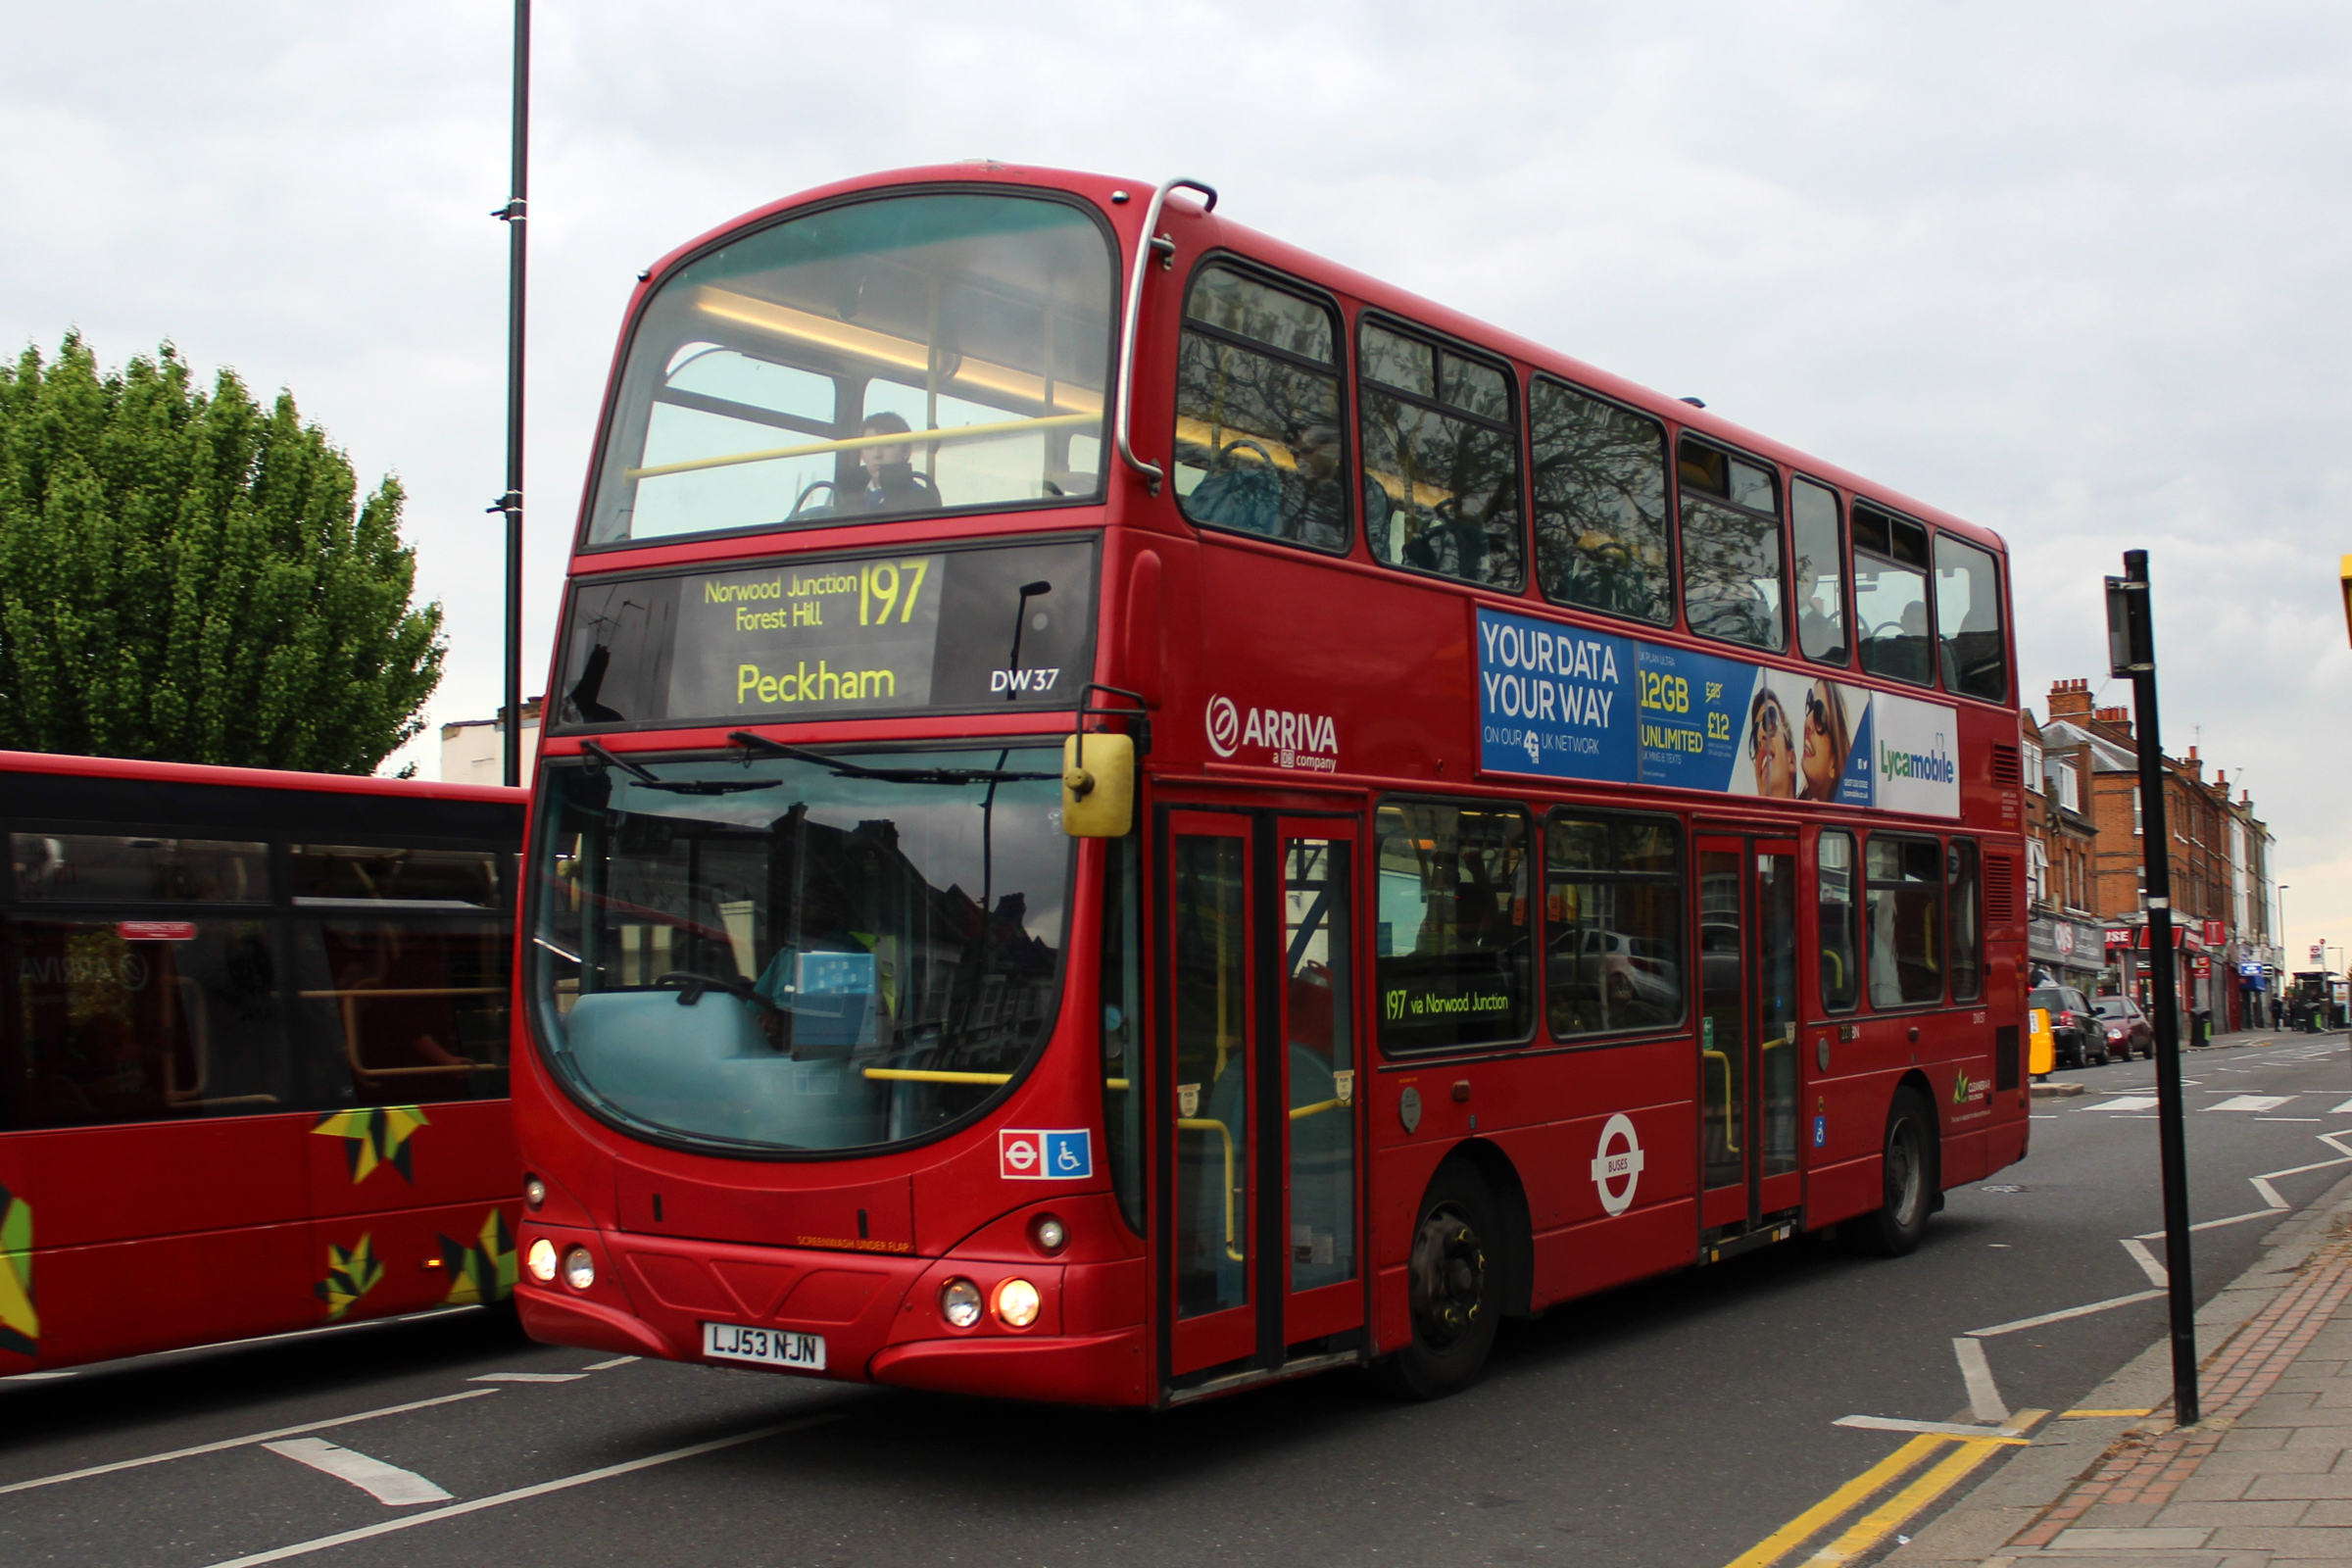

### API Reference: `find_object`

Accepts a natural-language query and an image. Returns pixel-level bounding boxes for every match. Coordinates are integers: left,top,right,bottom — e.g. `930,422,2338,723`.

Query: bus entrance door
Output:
1695,836,1802,1244
1161,809,1364,1389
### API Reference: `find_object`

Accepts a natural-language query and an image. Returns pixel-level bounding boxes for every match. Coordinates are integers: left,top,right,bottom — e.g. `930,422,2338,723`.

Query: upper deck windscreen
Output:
587,192,1115,548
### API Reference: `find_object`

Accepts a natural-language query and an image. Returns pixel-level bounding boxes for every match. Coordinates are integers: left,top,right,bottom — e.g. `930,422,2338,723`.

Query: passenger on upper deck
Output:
1293,422,1386,553
853,413,945,514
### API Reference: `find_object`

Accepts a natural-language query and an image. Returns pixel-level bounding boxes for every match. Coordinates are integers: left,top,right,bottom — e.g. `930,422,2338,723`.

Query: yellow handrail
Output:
1177,1116,1248,1263
1289,1098,1342,1121
860,1067,1012,1085
1702,1048,1740,1153
625,412,1098,480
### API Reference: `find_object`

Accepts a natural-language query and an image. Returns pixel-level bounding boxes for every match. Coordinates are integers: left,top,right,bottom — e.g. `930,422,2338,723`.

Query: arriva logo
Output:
1204,694,1340,771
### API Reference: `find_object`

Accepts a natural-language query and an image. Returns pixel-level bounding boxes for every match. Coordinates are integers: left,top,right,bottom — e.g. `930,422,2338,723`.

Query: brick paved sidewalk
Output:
1987,1226,2352,1566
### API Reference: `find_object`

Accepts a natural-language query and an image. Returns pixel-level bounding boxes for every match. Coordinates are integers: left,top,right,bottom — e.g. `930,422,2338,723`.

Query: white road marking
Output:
466,1372,586,1384
0,1389,497,1495
2084,1096,2160,1111
1834,1414,2030,1443
583,1356,640,1371
260,1439,452,1506
1969,1289,2166,1338
1952,1337,2009,1423
2258,1117,2324,1122
2120,1238,2168,1287
1,1371,74,1381
2208,1095,2294,1112
2332,1098,2352,1113
199,1413,840,1567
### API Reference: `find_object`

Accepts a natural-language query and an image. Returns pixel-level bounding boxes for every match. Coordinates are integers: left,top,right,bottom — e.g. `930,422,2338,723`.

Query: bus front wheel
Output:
1378,1161,1501,1399
1848,1086,1936,1257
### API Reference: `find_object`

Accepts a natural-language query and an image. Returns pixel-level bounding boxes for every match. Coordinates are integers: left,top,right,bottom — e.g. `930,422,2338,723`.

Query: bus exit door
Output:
1695,835,1802,1243
1159,808,1364,1389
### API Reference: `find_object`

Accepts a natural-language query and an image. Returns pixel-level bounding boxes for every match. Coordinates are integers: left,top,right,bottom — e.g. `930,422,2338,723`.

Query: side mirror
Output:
1061,732,1135,838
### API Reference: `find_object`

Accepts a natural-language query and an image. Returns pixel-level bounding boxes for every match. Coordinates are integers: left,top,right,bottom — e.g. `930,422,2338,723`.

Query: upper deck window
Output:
1358,320,1523,590
585,192,1115,548
1790,478,1849,665
1852,504,1935,687
1172,266,1350,553
1934,533,2007,702
1530,379,1672,626
1678,440,1786,652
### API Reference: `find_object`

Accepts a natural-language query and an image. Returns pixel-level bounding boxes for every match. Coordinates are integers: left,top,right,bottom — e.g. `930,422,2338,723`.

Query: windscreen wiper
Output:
578,739,769,795
728,732,1057,786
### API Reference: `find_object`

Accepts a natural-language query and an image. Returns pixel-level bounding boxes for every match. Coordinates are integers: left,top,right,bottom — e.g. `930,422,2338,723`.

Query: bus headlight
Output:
992,1277,1041,1329
1030,1214,1067,1254
941,1278,984,1329
525,1238,559,1284
523,1176,547,1210
562,1247,596,1291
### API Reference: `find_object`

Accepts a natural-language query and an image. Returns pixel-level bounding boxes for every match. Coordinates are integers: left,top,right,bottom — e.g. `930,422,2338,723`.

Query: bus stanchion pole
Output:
490,0,530,788
2107,549,2197,1425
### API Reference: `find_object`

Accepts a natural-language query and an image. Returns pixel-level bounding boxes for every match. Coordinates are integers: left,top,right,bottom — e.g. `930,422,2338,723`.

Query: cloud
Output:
2,2,2345,950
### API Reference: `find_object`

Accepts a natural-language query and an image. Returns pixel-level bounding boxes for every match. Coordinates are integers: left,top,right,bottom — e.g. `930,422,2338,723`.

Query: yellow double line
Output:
1724,1411,2047,1567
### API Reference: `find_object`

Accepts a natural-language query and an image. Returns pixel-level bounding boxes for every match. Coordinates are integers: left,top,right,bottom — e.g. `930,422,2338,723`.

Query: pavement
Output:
1889,1027,2352,1568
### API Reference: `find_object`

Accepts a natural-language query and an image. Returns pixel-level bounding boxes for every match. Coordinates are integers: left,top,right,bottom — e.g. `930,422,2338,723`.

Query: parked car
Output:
2093,994,2154,1059
2030,984,2108,1068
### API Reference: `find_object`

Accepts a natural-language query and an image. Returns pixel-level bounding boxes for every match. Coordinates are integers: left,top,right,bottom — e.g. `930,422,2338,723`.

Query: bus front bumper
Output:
514,1221,1147,1404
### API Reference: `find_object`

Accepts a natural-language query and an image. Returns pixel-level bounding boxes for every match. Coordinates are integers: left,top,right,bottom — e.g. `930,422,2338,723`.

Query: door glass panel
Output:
1283,839,1355,1293
1697,850,1743,1191
1758,852,1798,1179
1172,835,1248,1319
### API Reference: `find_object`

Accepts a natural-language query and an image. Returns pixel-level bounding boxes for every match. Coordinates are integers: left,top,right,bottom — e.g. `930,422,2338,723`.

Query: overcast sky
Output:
3,4,2346,962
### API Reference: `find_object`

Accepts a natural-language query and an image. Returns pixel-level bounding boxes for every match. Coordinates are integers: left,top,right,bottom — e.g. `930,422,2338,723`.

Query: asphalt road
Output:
5,1032,2346,1568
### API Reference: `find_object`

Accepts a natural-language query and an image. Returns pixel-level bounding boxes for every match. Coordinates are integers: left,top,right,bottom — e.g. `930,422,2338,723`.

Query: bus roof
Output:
630,162,2006,560
0,750,524,805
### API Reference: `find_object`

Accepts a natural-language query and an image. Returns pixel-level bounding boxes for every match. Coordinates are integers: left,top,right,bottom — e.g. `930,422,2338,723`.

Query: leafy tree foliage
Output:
0,334,443,772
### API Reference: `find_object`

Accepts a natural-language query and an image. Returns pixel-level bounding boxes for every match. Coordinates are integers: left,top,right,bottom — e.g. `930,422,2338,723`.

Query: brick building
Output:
2034,680,2277,1029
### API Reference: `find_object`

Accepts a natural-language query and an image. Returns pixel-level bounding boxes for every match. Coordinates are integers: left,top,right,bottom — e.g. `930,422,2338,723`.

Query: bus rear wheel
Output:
1848,1086,1936,1257
1378,1161,1501,1400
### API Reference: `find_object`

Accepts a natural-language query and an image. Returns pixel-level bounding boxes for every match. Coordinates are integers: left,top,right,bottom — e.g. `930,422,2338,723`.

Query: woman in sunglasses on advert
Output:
1797,678,1851,803
1748,686,1798,798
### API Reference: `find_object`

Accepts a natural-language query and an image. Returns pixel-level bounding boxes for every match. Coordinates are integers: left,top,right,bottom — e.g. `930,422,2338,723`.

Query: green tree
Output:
0,334,443,772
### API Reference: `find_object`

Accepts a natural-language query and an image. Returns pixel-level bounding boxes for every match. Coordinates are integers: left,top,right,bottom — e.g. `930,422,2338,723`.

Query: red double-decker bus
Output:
0,754,523,1372
514,165,2028,1405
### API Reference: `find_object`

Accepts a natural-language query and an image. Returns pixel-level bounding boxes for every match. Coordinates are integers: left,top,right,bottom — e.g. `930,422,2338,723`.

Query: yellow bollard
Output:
2029,1007,2055,1076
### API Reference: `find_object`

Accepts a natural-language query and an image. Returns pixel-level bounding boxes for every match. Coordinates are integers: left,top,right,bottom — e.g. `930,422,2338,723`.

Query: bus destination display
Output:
554,539,1097,729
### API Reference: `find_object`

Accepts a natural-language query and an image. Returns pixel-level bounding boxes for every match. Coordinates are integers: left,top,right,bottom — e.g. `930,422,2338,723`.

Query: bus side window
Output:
1790,478,1849,665
1948,839,1983,1004
1866,835,1944,1008
1544,810,1684,1039
1171,265,1350,554
1358,319,1523,590
1817,829,1859,1012
1530,378,1673,626
1935,533,2008,702
1372,800,1532,1053
1678,439,1786,652
1852,504,1935,687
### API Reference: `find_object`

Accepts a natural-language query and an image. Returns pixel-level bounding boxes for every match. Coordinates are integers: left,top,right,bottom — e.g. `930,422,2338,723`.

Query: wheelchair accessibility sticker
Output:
1001,1129,1093,1180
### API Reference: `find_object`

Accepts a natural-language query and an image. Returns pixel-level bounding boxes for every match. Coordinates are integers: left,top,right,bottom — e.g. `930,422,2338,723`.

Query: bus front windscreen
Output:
589,191,1115,546
531,745,1069,1153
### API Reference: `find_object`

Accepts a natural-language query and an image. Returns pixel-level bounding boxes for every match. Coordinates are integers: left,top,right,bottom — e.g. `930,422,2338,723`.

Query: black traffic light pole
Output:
491,0,530,787
2107,549,2198,1425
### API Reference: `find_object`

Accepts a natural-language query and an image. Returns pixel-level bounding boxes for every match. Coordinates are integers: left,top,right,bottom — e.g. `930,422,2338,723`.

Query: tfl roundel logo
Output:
1000,1129,1094,1181
1205,695,1240,758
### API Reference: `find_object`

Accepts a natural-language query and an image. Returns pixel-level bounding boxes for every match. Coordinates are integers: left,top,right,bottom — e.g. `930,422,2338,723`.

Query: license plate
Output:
702,1321,827,1372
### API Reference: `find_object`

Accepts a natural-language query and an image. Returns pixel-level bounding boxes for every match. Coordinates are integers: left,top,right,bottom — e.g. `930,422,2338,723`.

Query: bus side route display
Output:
552,538,1098,730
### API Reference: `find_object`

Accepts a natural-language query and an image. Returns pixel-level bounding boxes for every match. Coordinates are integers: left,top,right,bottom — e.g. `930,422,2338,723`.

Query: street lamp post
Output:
490,0,531,788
